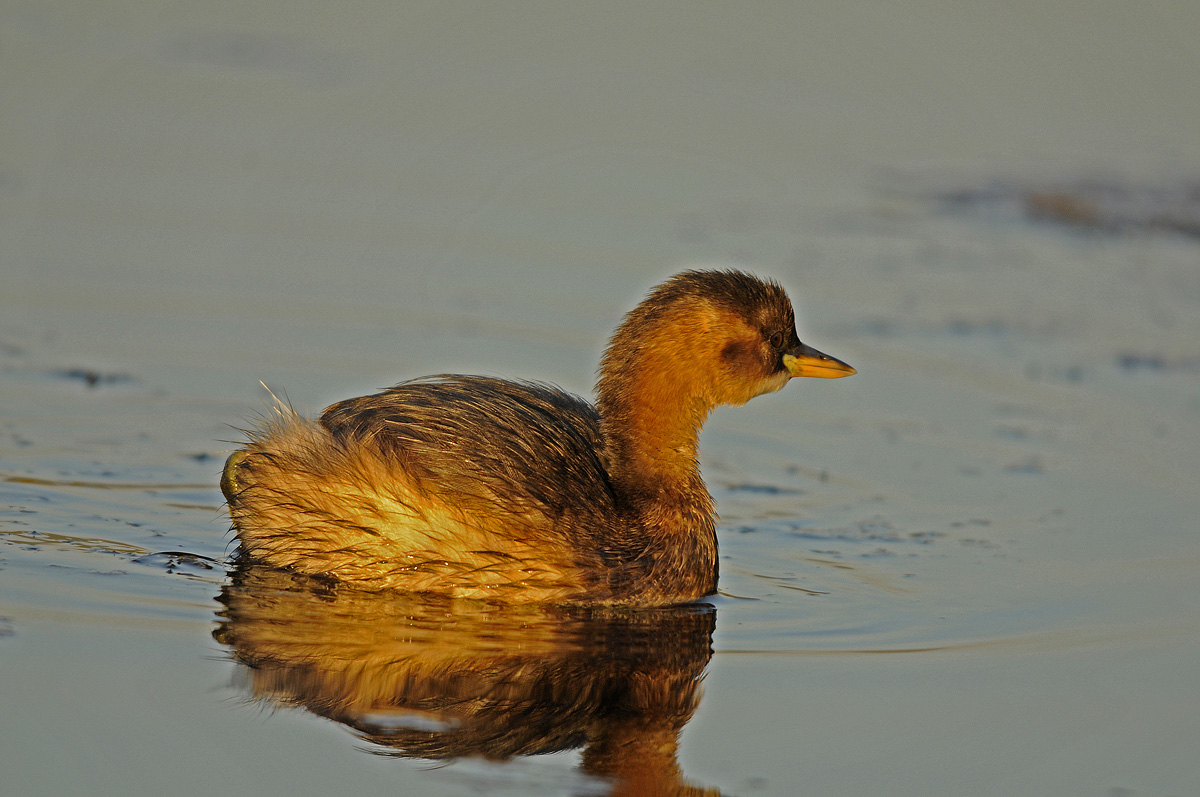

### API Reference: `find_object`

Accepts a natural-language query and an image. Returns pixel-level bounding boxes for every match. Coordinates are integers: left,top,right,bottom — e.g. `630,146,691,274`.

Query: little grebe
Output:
221,270,855,605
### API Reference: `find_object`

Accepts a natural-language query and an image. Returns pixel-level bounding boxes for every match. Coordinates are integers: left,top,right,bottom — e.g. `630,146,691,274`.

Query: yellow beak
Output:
783,343,856,379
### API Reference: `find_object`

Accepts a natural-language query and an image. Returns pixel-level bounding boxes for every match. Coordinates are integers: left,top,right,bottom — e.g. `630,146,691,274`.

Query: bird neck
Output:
598,375,708,497
594,315,722,523
594,317,722,601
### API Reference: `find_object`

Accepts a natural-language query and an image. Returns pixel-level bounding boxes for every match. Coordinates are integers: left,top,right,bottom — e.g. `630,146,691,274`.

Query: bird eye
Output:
769,331,786,349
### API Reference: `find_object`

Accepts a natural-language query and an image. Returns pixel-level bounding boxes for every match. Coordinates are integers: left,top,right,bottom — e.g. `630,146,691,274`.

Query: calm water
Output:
3,3,1200,795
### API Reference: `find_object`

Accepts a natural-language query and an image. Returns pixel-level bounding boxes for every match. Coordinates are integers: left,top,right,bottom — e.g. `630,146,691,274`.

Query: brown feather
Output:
223,269,833,605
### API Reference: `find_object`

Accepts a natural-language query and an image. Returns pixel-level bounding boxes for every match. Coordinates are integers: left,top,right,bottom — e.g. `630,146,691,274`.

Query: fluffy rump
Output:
222,377,627,600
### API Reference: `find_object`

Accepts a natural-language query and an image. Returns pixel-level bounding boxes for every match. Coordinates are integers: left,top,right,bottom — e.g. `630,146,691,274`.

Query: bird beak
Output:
783,343,857,379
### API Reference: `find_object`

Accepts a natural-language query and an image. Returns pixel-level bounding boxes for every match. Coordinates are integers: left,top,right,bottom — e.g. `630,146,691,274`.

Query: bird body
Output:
222,270,855,605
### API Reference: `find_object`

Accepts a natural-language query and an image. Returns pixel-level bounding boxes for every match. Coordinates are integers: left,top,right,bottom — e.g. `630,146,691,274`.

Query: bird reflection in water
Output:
214,563,724,796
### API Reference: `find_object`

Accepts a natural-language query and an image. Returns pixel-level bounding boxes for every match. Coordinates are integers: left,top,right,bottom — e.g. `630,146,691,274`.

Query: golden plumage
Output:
221,269,855,605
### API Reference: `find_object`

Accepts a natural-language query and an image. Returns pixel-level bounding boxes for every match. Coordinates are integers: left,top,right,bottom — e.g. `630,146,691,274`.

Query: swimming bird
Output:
221,269,855,605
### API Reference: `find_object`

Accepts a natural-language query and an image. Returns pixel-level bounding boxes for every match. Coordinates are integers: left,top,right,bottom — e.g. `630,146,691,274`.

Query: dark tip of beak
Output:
783,342,856,379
